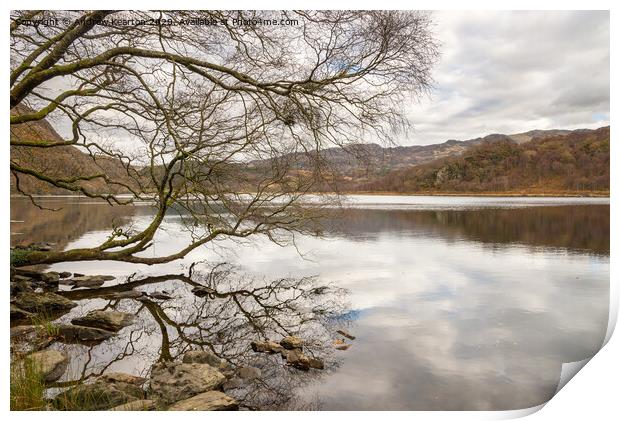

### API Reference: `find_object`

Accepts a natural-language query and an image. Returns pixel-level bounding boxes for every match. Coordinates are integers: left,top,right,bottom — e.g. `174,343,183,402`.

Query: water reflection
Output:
51,264,348,410
10,196,610,410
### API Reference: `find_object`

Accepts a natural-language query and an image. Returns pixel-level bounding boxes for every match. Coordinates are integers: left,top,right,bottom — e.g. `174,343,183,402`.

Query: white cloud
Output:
402,11,610,145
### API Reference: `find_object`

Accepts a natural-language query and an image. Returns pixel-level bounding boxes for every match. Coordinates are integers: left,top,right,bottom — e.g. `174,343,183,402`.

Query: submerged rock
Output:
12,292,77,315
149,362,226,405
23,349,69,383
236,366,261,380
70,275,114,289
71,310,135,332
55,324,116,344
250,340,284,354
191,286,216,297
280,336,303,350
105,290,144,300
110,399,156,411
167,391,238,411
182,350,230,372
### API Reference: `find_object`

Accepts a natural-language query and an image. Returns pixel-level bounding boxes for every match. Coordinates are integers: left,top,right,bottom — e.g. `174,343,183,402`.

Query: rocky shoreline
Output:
10,266,337,411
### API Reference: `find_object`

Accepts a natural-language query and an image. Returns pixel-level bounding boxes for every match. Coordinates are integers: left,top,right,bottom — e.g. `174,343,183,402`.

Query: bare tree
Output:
10,10,438,266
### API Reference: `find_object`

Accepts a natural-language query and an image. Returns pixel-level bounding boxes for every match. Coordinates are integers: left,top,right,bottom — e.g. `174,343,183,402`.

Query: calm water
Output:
10,195,610,410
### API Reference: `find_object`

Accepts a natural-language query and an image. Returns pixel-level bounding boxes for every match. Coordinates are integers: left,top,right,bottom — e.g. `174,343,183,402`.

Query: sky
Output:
401,10,610,145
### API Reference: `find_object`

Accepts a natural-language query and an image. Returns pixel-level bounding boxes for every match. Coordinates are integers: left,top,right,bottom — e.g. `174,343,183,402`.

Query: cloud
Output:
402,11,610,145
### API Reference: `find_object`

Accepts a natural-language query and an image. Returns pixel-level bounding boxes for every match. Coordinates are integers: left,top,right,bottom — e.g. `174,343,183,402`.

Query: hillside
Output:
357,127,610,194
10,106,138,195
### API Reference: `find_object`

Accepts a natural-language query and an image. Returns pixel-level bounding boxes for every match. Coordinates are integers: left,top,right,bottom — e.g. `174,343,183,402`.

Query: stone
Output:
58,271,72,279
284,348,310,371
110,399,156,411
11,279,34,295
73,273,85,277
308,357,325,370
24,349,69,383
10,304,34,324
10,325,54,354
55,324,116,344
70,275,114,289
336,329,356,340
53,379,145,410
71,310,135,332
280,335,303,350
236,366,261,380
12,292,77,315
100,372,147,387
182,350,229,371
222,378,243,391
149,362,226,405
167,391,238,411
333,338,351,350
250,340,284,354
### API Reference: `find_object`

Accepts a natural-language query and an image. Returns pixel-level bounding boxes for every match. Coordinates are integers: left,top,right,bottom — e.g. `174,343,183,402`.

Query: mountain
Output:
10,106,139,195
357,127,609,195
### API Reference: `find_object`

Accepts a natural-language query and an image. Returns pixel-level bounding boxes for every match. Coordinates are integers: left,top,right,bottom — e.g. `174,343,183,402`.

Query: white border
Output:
2,2,616,420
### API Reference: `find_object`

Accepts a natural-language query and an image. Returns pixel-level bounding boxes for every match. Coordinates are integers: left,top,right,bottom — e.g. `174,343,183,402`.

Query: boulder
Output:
24,349,69,383
10,304,34,323
236,366,261,380
58,271,72,279
280,336,303,350
100,372,147,387
250,340,284,354
110,399,156,411
71,310,136,332
53,379,145,410
182,350,230,371
10,325,54,354
55,324,116,344
12,291,77,315
167,391,238,411
149,362,226,405
70,275,114,289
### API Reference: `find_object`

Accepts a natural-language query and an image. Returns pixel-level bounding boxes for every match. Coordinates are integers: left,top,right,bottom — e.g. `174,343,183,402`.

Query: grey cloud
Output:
402,11,610,145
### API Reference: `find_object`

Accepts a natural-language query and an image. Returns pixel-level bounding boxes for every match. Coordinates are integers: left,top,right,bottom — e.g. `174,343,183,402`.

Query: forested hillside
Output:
359,127,609,194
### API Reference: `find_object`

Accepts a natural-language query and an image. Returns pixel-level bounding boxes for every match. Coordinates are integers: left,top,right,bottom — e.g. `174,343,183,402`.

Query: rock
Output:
70,275,114,289
73,273,85,277
167,391,238,411
284,348,310,371
100,372,147,387
110,399,156,411
10,325,54,353
148,291,173,300
191,286,216,297
149,362,226,405
222,378,243,391
12,292,77,315
182,350,229,371
280,335,303,350
333,338,351,350
71,310,135,332
55,324,116,344
250,340,284,354
53,379,145,410
58,271,72,279
24,349,69,383
308,357,325,370
10,304,34,323
236,366,261,380
11,279,34,295
336,329,356,340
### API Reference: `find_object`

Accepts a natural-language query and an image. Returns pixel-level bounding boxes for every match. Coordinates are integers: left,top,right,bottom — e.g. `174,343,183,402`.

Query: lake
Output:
10,195,610,410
